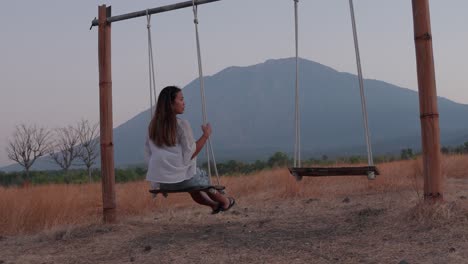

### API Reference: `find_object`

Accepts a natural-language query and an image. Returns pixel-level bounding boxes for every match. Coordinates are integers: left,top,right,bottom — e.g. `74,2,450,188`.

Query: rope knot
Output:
193,18,198,24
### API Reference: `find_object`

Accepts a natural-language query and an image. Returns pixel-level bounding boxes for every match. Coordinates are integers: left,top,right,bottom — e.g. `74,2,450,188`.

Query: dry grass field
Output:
1,155,468,263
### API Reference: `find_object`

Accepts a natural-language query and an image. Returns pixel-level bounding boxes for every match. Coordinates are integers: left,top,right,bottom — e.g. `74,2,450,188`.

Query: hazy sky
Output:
1,0,467,167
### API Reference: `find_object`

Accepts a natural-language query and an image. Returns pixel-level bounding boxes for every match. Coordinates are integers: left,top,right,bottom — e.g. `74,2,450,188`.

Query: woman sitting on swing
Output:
145,85,235,214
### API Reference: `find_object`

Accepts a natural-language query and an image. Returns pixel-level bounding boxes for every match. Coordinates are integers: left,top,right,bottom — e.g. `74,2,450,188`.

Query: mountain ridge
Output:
2,57,467,172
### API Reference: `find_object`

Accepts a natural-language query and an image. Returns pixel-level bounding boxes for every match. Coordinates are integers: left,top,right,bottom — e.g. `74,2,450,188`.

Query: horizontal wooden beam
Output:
90,0,222,29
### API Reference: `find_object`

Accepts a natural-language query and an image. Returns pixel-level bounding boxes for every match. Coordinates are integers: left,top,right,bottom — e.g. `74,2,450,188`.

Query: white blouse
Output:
145,118,197,184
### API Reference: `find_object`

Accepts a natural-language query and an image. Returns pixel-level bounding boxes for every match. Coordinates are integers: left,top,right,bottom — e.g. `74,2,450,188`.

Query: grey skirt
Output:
159,168,210,191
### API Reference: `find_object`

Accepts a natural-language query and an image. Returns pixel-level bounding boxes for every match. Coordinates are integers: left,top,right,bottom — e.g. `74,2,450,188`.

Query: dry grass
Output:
1,155,467,236
1,155,468,263
442,154,468,178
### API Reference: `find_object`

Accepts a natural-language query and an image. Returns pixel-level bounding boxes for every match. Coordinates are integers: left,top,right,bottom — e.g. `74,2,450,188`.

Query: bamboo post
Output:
411,0,443,201
98,5,117,222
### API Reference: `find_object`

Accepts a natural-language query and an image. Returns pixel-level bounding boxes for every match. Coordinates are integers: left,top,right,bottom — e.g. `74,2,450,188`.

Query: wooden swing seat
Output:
289,166,379,180
149,185,225,198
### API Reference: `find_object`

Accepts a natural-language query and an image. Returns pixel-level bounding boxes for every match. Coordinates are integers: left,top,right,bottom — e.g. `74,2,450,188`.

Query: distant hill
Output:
2,57,468,172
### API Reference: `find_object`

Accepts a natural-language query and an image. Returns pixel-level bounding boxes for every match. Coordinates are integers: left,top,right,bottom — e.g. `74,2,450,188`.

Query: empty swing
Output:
145,2,225,197
289,0,380,181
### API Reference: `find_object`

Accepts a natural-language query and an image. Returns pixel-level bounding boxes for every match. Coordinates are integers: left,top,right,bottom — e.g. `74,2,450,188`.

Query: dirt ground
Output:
1,178,468,264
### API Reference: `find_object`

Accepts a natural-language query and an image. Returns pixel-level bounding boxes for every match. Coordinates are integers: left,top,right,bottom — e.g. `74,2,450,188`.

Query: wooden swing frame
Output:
92,0,444,223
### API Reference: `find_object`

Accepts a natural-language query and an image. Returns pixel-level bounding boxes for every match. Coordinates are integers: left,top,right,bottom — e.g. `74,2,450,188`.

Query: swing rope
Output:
293,0,301,167
349,0,375,177
290,0,377,180
192,0,220,185
146,10,158,119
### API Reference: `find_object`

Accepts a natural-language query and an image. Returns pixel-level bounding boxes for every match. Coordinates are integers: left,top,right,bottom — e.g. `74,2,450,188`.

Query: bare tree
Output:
77,120,99,182
6,124,51,178
49,125,81,176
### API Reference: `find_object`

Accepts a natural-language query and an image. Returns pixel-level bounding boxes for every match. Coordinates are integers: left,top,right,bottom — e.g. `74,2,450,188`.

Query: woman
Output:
145,86,235,214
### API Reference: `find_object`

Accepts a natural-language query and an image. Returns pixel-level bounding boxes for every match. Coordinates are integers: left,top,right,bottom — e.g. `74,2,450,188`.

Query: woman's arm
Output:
191,123,211,159
144,136,151,164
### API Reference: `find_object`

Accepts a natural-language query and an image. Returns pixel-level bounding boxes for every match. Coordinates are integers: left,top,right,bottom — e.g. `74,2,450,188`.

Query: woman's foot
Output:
221,197,236,212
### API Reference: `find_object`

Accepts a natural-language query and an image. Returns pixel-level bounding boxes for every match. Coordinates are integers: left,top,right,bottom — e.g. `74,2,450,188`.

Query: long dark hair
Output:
148,86,181,147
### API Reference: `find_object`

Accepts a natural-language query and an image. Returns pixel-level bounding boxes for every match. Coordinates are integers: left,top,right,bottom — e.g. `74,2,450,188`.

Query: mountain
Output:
114,57,468,165
2,58,468,171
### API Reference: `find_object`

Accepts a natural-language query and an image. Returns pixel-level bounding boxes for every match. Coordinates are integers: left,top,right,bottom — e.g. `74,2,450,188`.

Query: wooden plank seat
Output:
289,166,380,181
149,185,225,198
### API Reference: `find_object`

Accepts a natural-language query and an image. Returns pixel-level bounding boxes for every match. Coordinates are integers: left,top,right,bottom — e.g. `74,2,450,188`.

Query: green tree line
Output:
2,141,467,187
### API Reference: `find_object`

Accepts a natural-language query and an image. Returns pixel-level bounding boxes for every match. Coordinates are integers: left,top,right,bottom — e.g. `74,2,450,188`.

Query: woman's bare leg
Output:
190,191,218,210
